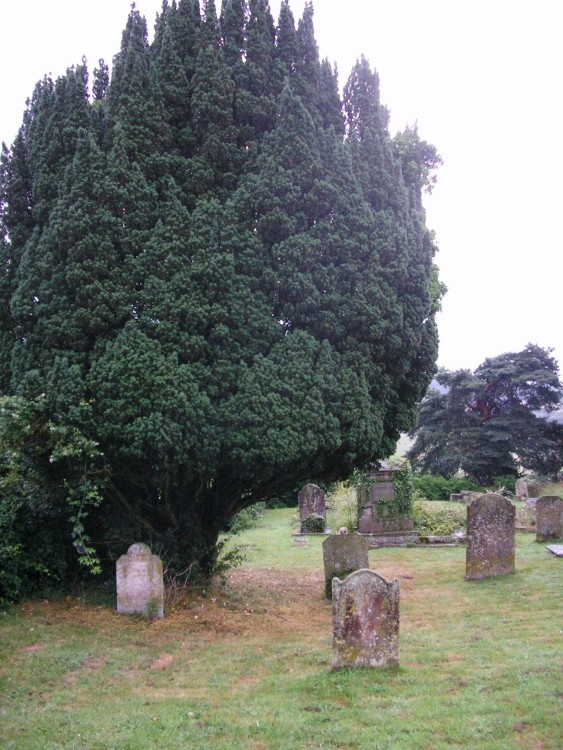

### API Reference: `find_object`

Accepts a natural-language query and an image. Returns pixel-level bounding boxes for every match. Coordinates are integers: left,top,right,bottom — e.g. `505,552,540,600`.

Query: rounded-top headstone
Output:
116,542,164,618
332,569,400,669
127,542,152,558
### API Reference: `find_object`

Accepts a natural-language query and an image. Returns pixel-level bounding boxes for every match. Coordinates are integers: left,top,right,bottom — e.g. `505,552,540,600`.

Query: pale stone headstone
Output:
332,570,399,669
535,496,563,542
465,494,515,580
515,479,528,501
298,484,326,532
322,534,369,599
116,543,164,618
546,544,563,557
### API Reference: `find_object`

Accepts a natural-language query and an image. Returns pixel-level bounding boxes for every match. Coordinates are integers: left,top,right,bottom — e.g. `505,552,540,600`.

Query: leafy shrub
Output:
209,538,247,582
227,503,265,534
413,475,483,502
491,475,518,494
0,490,74,604
301,514,326,533
326,483,358,532
412,500,467,536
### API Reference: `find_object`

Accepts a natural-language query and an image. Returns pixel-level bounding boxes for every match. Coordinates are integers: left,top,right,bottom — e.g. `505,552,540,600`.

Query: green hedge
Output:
413,475,483,502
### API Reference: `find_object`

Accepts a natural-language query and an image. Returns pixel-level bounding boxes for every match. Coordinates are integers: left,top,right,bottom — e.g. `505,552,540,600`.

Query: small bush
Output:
0,490,75,605
301,514,326,533
412,500,467,536
227,503,265,534
491,475,517,494
326,483,357,532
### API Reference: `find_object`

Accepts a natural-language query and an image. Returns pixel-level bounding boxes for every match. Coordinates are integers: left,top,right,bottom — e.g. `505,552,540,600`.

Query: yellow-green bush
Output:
412,500,467,536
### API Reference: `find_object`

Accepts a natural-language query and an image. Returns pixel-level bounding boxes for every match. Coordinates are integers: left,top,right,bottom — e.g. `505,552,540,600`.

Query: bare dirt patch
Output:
150,653,175,670
21,643,45,653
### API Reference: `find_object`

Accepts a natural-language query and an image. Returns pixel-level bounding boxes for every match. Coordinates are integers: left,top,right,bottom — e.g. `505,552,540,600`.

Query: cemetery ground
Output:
1,502,562,749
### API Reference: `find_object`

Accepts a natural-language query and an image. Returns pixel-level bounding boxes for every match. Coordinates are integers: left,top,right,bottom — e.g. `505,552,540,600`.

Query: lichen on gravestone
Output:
116,542,164,618
332,569,399,669
465,494,515,580
322,534,369,599
535,496,563,542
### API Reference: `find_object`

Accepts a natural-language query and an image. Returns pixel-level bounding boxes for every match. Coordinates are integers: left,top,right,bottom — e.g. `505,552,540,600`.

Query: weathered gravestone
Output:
323,533,369,599
116,543,164,618
535,496,563,542
465,494,515,580
357,466,414,536
332,570,399,669
515,478,529,501
298,484,327,533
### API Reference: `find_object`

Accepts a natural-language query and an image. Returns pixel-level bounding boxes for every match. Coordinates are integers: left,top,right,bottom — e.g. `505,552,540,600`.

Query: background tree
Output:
408,344,563,484
0,0,442,590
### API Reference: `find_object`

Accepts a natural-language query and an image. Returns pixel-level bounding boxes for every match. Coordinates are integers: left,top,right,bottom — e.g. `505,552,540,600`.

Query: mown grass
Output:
1,507,561,750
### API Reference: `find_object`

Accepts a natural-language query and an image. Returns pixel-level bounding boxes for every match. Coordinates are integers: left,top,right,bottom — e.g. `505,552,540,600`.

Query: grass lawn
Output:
1,507,561,749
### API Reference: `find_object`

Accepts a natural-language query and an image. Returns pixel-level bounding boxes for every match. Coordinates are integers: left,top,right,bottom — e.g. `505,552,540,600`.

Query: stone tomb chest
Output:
357,467,414,535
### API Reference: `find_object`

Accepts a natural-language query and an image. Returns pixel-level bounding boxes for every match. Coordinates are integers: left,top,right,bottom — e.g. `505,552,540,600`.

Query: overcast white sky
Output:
1,0,561,374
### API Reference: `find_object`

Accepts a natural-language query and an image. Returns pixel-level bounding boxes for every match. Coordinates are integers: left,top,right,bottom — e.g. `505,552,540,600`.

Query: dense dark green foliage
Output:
408,344,563,484
0,0,440,594
413,475,483,502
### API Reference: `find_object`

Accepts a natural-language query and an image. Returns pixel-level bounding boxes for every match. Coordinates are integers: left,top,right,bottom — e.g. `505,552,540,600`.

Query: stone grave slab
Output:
332,569,399,669
298,484,327,532
535,496,563,542
323,534,369,599
465,494,515,580
116,543,164,618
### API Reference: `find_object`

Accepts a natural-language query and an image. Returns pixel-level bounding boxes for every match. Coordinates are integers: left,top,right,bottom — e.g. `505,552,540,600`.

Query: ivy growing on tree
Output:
0,0,442,592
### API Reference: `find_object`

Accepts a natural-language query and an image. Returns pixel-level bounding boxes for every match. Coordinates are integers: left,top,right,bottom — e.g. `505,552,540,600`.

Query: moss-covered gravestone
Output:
116,543,164,618
298,484,327,533
465,494,515,580
357,466,414,534
322,533,369,599
332,570,400,669
535,496,563,542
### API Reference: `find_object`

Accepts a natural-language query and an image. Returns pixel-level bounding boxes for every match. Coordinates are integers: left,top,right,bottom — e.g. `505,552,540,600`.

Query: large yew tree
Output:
0,0,441,583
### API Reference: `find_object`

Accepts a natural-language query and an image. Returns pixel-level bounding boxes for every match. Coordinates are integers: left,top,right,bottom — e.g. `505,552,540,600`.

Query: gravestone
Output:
546,544,563,557
515,478,528,501
322,534,369,599
465,494,515,580
298,484,326,532
332,570,400,669
535,496,563,542
357,467,414,534
116,543,164,618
